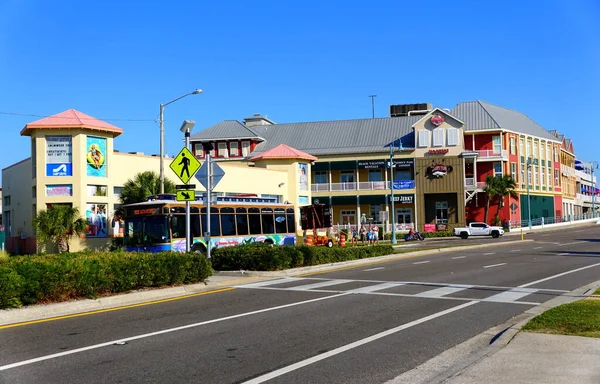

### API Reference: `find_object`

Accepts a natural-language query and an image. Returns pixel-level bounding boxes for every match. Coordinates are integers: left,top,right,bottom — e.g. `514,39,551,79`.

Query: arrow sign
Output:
195,161,226,191
169,147,201,184
176,190,196,202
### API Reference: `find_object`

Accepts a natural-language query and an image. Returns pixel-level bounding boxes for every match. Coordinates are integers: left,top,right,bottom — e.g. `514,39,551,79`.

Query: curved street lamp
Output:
159,89,202,194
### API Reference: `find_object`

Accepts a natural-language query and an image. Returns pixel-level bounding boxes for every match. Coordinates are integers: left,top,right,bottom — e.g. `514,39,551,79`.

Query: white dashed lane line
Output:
483,263,507,269
452,256,466,259
557,253,571,256
363,267,385,272
483,252,495,255
510,249,521,252
413,261,431,265
534,246,543,249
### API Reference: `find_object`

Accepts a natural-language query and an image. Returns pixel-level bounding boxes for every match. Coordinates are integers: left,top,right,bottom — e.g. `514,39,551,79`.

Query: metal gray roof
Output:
451,101,559,142
193,116,419,156
190,120,262,141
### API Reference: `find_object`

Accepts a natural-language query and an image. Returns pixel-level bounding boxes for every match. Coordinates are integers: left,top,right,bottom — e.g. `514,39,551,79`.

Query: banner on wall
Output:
393,180,415,189
86,137,107,177
298,163,308,191
46,185,73,197
46,136,72,176
85,203,107,238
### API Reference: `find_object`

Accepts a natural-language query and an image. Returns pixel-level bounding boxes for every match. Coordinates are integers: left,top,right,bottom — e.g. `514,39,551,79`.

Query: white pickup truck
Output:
453,222,505,239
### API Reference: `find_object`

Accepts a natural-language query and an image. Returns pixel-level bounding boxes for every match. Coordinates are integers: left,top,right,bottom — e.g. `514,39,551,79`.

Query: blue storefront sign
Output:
46,163,72,177
393,180,415,190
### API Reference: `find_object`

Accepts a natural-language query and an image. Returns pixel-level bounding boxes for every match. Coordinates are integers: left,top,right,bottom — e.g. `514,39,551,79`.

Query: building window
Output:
555,169,559,186
541,167,545,185
493,136,501,154
340,210,356,225
540,141,545,159
510,137,516,155
519,137,524,156
432,128,444,147
114,186,123,198
370,205,382,224
511,163,517,181
418,130,430,148
534,166,539,185
218,142,228,158
87,185,107,196
229,142,239,157
368,169,382,182
494,163,503,178
240,141,250,157
435,201,448,224
447,128,459,146
193,143,204,158
32,186,36,199
395,169,412,180
526,139,531,157
521,164,525,183
533,140,539,158
340,171,355,183
397,208,413,225
3,196,10,206
546,144,551,161
314,171,327,184
554,146,558,162
527,166,532,185
547,168,552,187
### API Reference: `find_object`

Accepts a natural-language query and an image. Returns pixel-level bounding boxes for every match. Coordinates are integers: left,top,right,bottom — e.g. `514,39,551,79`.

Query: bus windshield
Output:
124,216,169,245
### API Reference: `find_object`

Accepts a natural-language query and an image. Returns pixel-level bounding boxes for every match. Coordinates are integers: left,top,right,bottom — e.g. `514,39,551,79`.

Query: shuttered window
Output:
447,128,459,146
432,128,444,147
418,130,430,147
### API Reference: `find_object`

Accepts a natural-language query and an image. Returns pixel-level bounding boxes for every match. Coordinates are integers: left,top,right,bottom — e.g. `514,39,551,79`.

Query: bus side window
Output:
274,208,287,233
236,208,249,235
248,207,262,235
171,215,185,239
261,208,275,234
201,208,221,236
221,207,236,236
286,208,296,233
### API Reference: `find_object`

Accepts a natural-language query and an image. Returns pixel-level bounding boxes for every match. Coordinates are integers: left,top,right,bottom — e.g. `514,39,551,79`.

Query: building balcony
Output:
475,149,508,161
311,180,415,193
465,178,485,190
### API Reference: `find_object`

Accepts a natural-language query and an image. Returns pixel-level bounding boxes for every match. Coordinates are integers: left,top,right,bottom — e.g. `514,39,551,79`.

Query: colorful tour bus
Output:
123,195,297,253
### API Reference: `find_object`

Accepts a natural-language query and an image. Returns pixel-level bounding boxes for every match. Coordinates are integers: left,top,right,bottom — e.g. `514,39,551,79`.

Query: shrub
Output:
422,230,454,238
0,251,213,309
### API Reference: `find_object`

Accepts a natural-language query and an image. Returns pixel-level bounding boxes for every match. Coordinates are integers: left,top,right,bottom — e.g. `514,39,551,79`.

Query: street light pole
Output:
527,156,533,229
159,89,202,194
390,145,396,244
180,120,196,253
591,161,598,218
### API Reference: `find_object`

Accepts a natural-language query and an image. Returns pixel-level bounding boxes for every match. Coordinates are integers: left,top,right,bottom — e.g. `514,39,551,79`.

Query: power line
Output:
0,111,155,122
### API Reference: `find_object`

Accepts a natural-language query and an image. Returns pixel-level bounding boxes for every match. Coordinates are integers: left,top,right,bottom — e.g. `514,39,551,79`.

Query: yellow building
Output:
2,109,310,254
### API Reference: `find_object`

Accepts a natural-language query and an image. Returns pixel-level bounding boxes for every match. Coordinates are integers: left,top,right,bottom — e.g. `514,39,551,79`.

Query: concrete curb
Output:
387,279,600,384
0,240,531,326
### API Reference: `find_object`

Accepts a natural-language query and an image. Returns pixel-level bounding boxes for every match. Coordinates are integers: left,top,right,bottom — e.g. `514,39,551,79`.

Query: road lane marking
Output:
0,292,351,372
241,301,479,384
413,261,430,265
510,249,521,252
557,241,586,247
485,288,539,303
483,252,495,255
557,252,571,256
519,262,600,288
363,267,385,272
0,287,236,330
414,285,473,298
287,279,352,291
534,246,543,249
452,256,466,259
240,277,306,288
483,263,507,269
347,282,403,293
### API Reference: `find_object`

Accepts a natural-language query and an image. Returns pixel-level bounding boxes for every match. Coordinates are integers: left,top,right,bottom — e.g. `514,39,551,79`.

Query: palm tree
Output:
33,205,87,253
483,175,500,224
119,171,176,205
494,175,518,223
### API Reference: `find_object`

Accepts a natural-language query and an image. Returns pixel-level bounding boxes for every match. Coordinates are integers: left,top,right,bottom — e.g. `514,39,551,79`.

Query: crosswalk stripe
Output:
484,288,539,303
240,278,302,288
287,279,352,291
414,285,473,298
347,282,404,293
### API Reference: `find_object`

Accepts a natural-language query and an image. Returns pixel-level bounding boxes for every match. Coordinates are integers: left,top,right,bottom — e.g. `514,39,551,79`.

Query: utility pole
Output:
369,95,377,119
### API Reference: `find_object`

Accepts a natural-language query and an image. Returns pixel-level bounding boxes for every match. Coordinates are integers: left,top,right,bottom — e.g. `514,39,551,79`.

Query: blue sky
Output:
1,0,599,186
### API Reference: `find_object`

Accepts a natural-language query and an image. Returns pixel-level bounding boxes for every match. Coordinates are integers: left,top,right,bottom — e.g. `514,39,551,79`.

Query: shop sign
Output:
46,184,73,197
424,224,436,232
389,194,414,204
426,163,453,178
393,180,415,190
431,114,445,126
46,136,73,176
387,158,415,169
358,160,386,169
427,148,449,155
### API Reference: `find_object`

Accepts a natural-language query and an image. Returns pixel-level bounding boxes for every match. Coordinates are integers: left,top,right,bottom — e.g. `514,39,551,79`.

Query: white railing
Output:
576,193,598,204
332,223,414,233
476,149,508,159
465,178,486,190
509,213,598,229
312,181,391,192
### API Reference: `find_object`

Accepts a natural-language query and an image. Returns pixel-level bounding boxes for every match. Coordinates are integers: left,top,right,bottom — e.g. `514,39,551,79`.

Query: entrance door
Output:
340,210,356,225
396,208,412,225
435,201,448,224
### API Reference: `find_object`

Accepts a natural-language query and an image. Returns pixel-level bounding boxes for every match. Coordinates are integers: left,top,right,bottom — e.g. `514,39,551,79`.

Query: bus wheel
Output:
264,239,274,247
192,243,207,255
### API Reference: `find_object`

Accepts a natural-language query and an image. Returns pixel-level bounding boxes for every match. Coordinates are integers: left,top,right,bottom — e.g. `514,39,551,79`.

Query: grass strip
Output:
522,299,600,338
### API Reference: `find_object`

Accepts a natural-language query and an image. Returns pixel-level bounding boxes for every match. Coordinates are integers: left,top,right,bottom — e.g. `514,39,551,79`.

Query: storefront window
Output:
435,202,448,224
340,171,354,183
314,171,327,184
368,169,382,181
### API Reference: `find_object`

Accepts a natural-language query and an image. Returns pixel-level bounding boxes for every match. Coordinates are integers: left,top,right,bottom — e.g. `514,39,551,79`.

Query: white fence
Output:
332,223,414,233
509,214,598,230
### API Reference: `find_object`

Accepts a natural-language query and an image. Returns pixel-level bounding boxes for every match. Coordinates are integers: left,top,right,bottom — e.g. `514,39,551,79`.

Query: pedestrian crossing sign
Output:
176,190,196,202
170,147,201,184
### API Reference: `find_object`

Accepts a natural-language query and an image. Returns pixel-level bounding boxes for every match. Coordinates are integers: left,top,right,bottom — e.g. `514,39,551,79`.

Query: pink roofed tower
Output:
248,144,317,161
21,109,123,137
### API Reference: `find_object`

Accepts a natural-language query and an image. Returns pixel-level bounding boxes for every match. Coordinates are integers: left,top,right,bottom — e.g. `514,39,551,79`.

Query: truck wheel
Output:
491,231,499,238
326,240,333,248
460,232,469,239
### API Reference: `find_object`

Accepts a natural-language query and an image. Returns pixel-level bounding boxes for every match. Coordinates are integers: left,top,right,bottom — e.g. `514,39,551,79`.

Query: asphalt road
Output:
1,225,599,384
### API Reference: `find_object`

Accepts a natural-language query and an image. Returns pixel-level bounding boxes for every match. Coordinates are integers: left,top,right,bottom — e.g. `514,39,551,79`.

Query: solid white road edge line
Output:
519,262,600,288
0,293,351,372
241,301,479,384
483,263,507,268
557,241,586,247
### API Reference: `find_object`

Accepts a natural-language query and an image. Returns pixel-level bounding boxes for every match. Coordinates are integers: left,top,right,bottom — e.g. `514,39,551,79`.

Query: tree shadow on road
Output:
576,238,600,243
548,250,600,257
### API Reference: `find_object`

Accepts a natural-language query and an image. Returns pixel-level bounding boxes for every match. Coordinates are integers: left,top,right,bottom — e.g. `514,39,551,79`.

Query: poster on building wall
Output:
85,203,107,238
46,184,73,197
46,136,72,176
393,180,415,189
86,137,107,177
298,163,308,191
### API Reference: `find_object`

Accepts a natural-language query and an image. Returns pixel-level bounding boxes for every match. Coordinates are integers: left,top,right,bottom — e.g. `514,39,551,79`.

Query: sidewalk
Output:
444,332,600,384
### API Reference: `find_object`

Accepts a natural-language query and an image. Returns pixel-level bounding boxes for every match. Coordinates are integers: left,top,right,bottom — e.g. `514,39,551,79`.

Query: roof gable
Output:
248,144,317,161
190,120,263,141
21,109,123,137
411,107,465,128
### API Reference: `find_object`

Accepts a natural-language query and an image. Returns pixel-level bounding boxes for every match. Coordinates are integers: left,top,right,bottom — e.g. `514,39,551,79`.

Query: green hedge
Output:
211,243,394,271
422,230,454,238
0,251,213,309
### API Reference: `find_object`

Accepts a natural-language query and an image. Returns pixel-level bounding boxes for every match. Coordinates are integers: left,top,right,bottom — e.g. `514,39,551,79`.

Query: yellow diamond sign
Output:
170,147,201,184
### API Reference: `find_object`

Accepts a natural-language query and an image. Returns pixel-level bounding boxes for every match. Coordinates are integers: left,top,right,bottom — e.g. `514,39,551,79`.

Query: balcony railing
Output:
465,178,486,190
312,181,391,192
476,149,508,159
